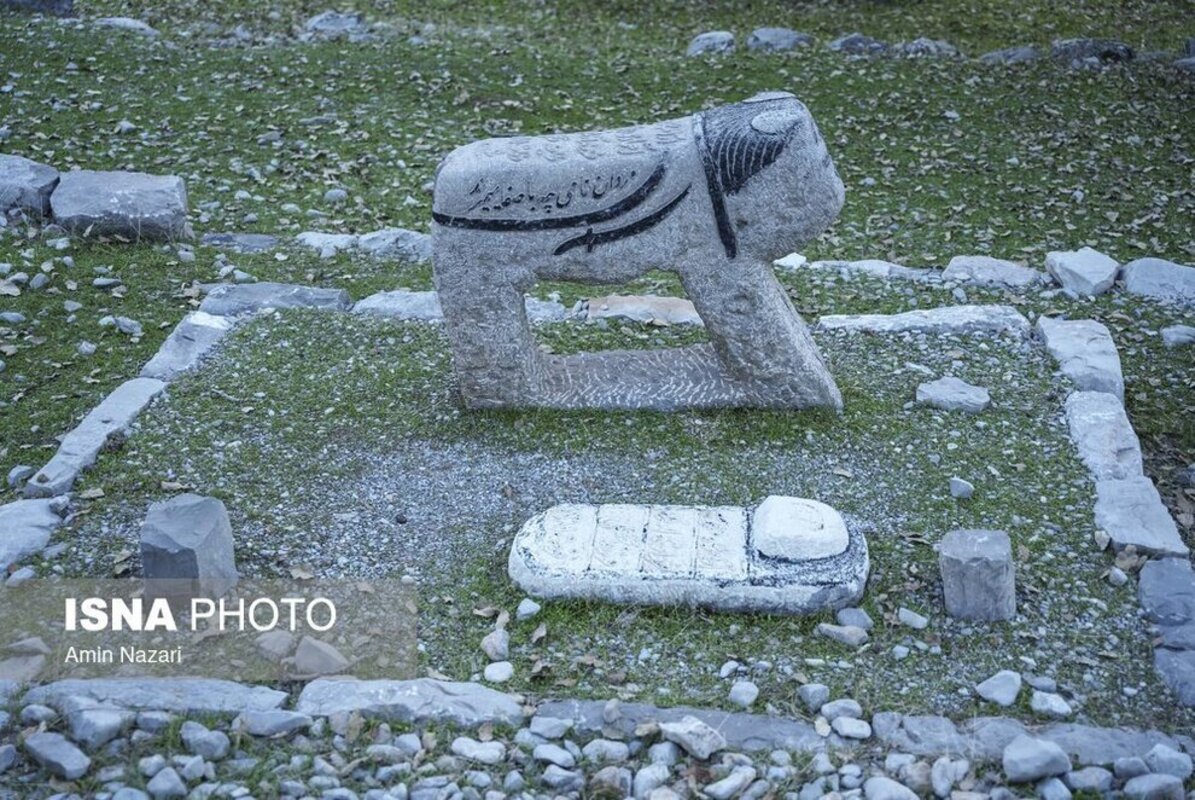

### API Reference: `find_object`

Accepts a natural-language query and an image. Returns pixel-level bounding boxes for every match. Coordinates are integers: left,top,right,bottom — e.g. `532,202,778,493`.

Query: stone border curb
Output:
1046,318,1195,704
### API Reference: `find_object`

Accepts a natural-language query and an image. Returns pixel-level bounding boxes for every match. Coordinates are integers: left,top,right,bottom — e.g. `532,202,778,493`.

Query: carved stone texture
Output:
507,497,869,614
431,92,844,412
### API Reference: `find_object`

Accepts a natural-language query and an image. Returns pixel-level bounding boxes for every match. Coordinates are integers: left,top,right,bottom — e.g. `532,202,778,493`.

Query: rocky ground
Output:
1,676,1194,800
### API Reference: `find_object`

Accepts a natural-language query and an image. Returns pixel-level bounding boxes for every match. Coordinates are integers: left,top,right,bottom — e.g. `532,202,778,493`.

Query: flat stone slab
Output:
792,258,938,282
0,153,59,216
979,46,1040,64
24,377,165,498
140,311,235,381
508,497,869,614
0,498,63,571
1122,257,1195,306
357,228,432,262
746,27,812,52
199,282,351,316
1094,477,1188,557
1064,391,1143,481
294,228,431,262
942,255,1044,288
874,713,1182,764
1137,558,1195,628
50,169,188,242
1036,316,1124,399
1154,649,1195,707
295,231,358,254
916,376,990,413
686,31,735,56
536,699,833,752
94,16,159,36
586,295,703,326
353,290,444,321
817,305,1031,337
352,290,567,324
200,232,279,253
295,679,524,727
1045,247,1119,297
817,302,1032,334
23,678,287,714
1161,324,1195,347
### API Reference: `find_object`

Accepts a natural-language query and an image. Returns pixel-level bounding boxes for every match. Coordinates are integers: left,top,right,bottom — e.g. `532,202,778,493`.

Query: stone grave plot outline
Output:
431,92,847,412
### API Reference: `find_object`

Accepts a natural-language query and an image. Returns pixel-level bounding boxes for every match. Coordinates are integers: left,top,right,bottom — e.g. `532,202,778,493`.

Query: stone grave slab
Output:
508,496,868,614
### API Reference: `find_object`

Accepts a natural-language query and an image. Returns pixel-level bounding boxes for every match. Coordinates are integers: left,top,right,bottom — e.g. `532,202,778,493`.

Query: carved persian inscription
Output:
431,92,847,412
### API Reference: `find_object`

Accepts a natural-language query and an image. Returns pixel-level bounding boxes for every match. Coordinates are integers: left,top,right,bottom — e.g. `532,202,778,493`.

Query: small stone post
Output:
938,529,1015,621
141,493,238,603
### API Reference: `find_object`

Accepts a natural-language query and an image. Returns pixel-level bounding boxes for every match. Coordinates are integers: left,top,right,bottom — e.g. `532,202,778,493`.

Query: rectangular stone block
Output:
24,378,165,497
938,529,1015,622
24,678,287,713
640,506,699,577
589,504,649,575
199,282,352,316
818,305,1031,337
1036,316,1124,399
1063,391,1142,481
523,504,597,573
50,170,189,242
140,493,238,602
1094,477,1188,557
692,506,748,580
140,311,235,381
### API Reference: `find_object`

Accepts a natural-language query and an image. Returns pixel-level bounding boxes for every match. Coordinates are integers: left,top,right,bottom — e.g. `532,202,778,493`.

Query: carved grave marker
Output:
432,92,845,411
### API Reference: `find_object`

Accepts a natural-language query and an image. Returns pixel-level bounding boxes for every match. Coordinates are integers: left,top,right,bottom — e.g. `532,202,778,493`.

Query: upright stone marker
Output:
432,92,844,411
141,494,238,603
938,529,1015,621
